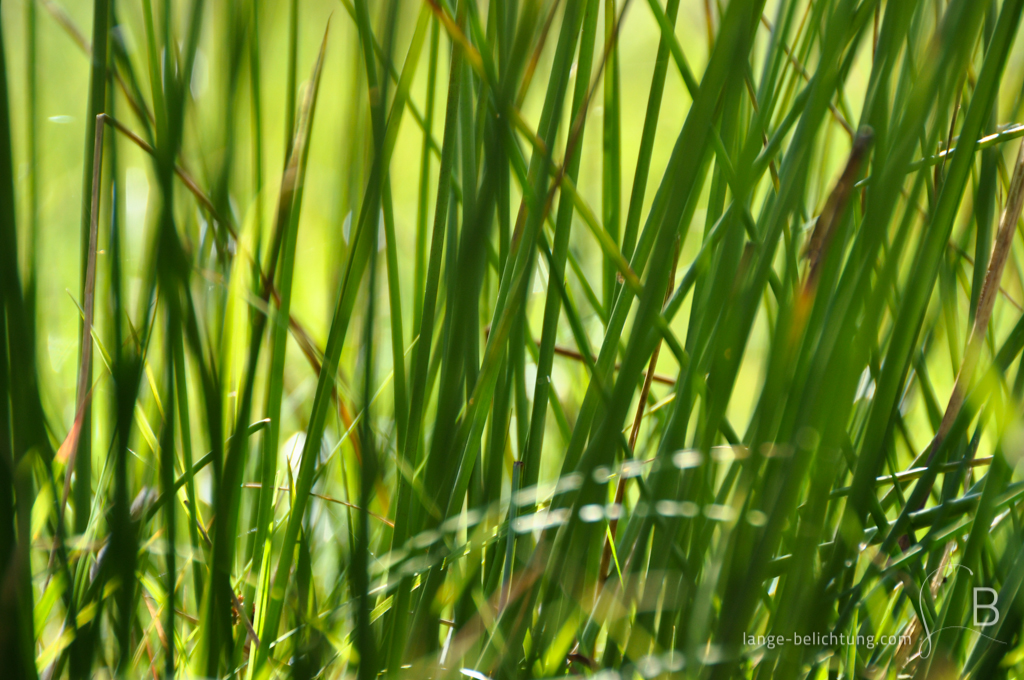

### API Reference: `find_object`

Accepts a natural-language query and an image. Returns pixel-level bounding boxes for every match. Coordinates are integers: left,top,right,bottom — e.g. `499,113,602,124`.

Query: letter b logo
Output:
974,587,999,627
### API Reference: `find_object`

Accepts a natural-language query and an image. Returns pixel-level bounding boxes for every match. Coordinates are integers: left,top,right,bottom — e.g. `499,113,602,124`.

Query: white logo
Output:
919,565,1005,659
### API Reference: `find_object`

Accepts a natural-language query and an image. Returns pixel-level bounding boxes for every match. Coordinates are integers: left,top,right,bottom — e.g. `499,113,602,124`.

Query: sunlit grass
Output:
4,0,1024,678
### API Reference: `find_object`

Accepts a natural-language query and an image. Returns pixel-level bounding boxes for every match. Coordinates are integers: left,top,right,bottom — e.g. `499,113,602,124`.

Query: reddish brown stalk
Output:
703,0,715,49
57,115,104,517
802,127,873,289
141,592,169,652
787,130,873,365
99,114,223,225
760,13,853,137
599,240,680,582
947,244,1022,311
936,90,962,191
40,0,154,128
551,344,676,386
904,138,1024,531
98,112,363,459
517,0,564,108
894,542,955,670
240,483,393,527
422,0,484,75
936,138,1024,446
744,73,780,192
481,327,676,385
872,5,879,59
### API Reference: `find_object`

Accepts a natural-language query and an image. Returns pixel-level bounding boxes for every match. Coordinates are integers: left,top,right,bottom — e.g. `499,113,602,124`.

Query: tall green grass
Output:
6,0,1024,677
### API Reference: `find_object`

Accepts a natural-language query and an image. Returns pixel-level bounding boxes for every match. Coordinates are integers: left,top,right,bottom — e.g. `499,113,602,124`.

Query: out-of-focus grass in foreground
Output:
7,0,1024,677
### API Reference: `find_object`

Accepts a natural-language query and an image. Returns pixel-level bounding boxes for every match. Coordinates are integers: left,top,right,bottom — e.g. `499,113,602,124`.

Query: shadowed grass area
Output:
7,0,1024,677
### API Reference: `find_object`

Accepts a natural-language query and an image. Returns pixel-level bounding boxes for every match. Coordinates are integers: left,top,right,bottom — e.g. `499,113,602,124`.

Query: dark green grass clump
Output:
5,0,1024,677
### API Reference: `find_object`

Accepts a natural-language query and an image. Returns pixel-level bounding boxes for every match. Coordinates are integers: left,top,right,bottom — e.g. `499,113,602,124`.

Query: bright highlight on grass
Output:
5,0,1024,678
